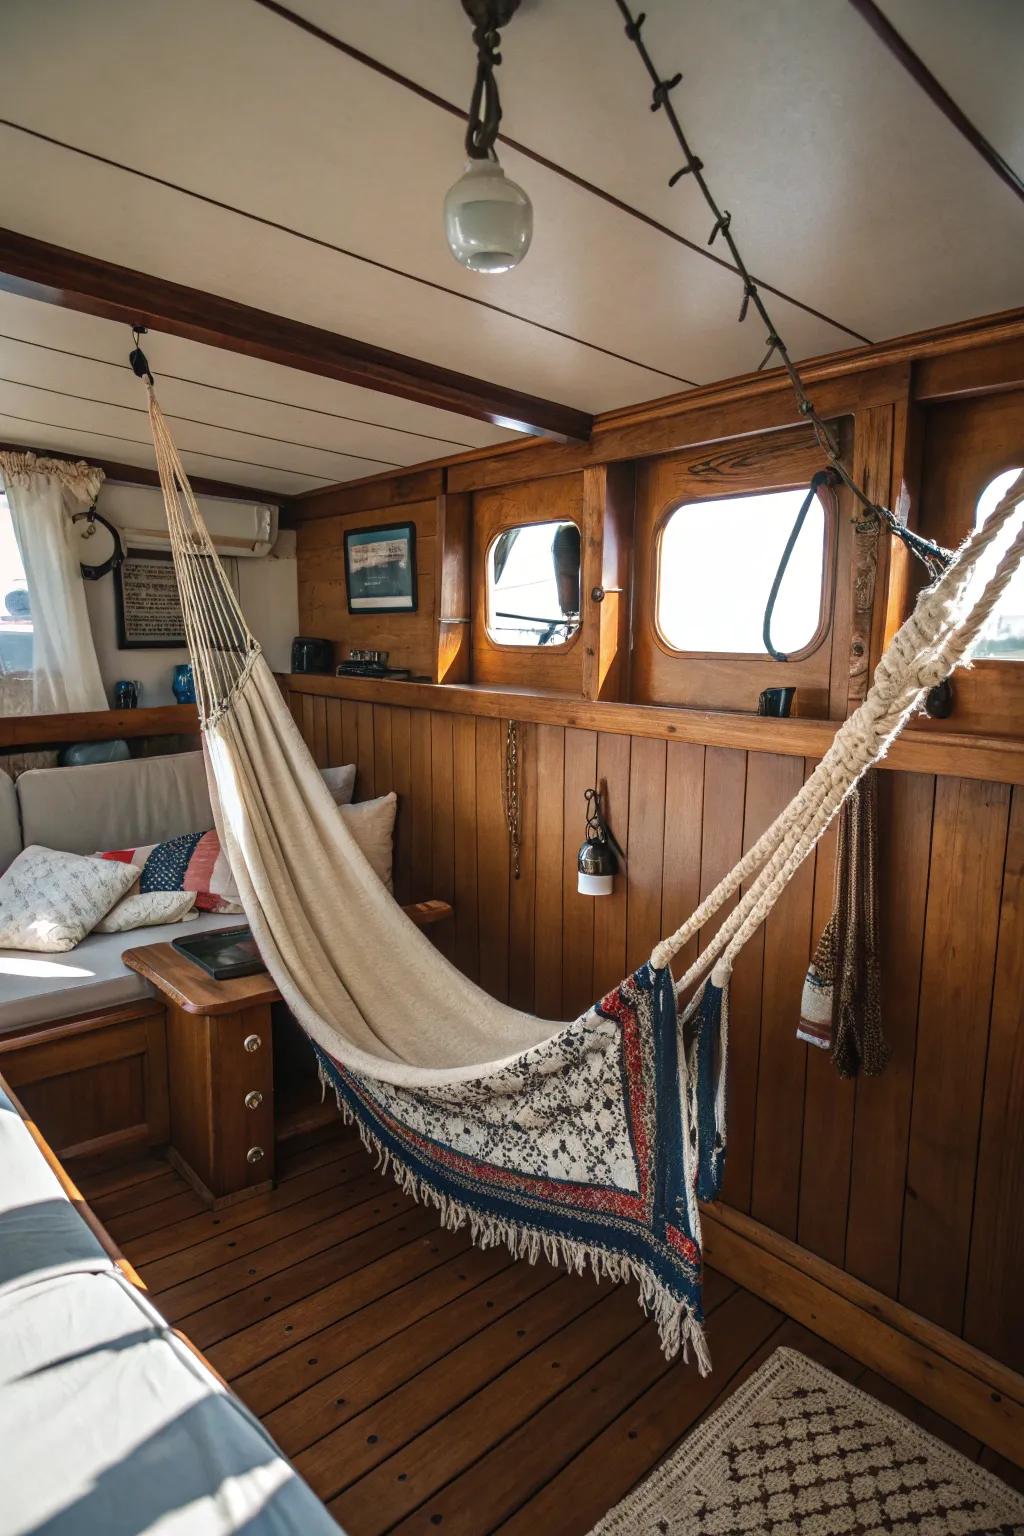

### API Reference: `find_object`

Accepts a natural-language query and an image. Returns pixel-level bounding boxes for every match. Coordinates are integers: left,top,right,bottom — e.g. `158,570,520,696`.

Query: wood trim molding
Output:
913,336,1024,405
282,308,1024,518
0,702,199,751
283,466,443,520
284,672,1024,786
448,364,913,493
0,225,592,443
702,1202,1024,1467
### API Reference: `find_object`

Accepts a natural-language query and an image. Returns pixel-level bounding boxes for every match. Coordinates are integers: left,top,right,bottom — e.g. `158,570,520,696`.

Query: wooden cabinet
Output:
122,943,280,1205
0,1003,169,1161
162,998,276,1204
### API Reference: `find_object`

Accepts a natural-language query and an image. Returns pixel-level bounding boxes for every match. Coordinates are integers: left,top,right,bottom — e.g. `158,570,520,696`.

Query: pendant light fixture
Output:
445,0,532,274
577,788,624,897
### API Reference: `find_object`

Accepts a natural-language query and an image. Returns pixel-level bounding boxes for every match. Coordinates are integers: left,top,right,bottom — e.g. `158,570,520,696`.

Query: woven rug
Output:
589,1347,1024,1535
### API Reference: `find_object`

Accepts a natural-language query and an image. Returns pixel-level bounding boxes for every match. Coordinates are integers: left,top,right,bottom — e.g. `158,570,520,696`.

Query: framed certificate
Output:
116,547,186,648
344,523,417,614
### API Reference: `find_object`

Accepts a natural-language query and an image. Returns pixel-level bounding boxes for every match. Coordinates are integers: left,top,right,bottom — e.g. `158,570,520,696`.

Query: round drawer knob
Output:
246,1146,265,1165
244,1090,263,1110
243,1034,262,1053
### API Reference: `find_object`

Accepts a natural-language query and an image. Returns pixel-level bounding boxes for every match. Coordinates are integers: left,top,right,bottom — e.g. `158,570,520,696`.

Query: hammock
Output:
144,385,1024,1372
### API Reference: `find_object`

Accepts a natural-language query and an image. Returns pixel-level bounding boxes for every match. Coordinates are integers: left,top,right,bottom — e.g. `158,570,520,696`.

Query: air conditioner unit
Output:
100,485,279,559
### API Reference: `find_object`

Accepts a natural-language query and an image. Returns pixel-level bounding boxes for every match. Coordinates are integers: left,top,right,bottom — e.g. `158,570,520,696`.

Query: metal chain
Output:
614,1,952,581
503,719,523,879
461,0,521,160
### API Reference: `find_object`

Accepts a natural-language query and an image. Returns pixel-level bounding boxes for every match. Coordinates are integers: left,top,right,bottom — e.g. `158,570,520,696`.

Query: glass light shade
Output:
577,836,615,897
444,158,532,274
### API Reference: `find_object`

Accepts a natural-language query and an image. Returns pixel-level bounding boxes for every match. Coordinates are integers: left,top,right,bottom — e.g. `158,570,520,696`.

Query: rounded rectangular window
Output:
657,487,828,656
487,520,581,647
969,466,1024,660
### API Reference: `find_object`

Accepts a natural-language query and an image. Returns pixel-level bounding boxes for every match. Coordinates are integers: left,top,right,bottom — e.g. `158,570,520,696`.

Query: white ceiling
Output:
0,0,1020,496
0,292,516,496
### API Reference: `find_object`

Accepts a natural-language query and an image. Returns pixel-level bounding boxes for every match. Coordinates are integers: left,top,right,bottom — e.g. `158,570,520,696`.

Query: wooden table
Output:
123,901,451,1205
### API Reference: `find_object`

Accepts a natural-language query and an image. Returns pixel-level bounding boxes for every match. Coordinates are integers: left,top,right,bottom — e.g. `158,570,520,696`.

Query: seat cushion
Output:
16,755,356,861
0,1082,112,1296
0,1268,344,1535
17,752,215,856
0,912,240,1032
0,771,19,874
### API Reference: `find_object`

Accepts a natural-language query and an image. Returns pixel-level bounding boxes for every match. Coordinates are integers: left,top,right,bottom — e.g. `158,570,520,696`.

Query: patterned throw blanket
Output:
315,963,721,1372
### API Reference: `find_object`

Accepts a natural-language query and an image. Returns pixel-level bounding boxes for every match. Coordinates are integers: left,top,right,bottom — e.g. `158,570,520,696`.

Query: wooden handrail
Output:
284,672,1024,787
0,703,199,752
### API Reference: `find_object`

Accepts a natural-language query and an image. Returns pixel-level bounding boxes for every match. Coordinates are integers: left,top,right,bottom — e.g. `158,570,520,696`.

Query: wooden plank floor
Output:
72,1128,1024,1535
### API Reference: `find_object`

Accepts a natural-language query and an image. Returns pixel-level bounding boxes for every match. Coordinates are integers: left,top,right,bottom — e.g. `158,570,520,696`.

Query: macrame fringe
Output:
316,1054,711,1375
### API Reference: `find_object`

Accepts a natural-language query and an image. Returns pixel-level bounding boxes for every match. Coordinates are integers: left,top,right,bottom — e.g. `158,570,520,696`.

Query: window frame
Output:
629,424,852,717
913,391,1024,738
482,517,584,655
650,480,838,665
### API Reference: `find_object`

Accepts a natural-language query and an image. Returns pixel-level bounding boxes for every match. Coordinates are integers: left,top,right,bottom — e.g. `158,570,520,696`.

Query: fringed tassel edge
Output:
316,1055,711,1375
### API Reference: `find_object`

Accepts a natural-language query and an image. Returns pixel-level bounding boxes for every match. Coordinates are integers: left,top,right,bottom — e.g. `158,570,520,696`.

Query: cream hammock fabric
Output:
146,386,1024,1369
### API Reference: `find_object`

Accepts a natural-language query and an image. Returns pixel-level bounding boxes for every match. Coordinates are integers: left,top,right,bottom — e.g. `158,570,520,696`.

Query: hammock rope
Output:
140,371,1024,1370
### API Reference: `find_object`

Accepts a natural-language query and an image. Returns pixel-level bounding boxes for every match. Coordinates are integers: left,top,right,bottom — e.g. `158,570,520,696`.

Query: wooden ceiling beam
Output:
0,226,593,443
0,439,281,503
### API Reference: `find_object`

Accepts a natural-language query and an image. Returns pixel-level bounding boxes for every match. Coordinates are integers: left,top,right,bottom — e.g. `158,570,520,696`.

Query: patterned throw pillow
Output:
96,889,199,933
98,832,244,913
0,845,140,952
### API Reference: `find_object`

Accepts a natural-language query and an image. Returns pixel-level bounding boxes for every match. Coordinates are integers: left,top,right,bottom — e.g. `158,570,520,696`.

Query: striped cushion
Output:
98,832,243,914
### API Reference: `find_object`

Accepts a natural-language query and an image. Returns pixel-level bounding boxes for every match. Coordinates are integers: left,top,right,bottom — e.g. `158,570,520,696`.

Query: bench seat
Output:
0,912,240,1034
0,1081,344,1535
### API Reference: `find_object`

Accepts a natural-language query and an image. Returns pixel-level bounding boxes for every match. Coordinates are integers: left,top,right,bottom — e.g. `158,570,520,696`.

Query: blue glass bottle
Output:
172,663,196,704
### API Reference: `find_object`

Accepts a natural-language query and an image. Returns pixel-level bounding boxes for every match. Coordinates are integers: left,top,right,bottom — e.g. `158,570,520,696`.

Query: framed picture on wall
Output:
116,547,187,648
344,522,417,614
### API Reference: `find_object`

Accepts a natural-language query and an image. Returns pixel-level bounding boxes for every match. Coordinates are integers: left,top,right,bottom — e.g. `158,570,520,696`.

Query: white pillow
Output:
340,793,397,891
322,764,356,805
0,845,140,952
96,889,199,933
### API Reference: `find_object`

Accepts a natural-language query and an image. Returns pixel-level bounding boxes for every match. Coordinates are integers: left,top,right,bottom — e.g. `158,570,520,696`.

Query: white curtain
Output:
0,453,107,715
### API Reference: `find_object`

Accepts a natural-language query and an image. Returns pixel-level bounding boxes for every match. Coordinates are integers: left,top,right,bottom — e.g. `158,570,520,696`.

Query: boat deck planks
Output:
71,1127,1024,1534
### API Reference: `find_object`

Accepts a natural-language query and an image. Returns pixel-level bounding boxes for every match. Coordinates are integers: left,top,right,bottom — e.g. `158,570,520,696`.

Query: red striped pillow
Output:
98,830,242,913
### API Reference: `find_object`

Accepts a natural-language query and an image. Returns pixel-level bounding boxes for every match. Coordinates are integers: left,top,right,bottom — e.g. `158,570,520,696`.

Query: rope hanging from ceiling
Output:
614,0,952,585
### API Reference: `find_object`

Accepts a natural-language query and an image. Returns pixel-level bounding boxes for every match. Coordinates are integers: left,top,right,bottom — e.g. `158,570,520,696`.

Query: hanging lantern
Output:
446,1,532,275
445,158,532,274
577,788,623,897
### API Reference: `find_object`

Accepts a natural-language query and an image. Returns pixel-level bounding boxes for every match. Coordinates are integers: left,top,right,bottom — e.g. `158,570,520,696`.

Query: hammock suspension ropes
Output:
614,0,952,585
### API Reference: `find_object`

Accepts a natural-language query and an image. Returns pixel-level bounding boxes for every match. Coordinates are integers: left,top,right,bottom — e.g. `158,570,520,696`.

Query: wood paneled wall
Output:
286,681,1023,1378
296,500,440,678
